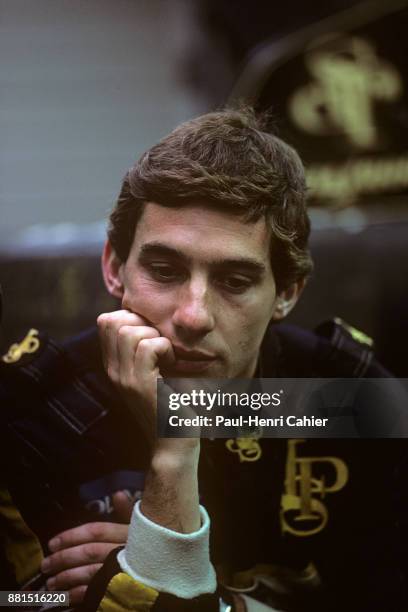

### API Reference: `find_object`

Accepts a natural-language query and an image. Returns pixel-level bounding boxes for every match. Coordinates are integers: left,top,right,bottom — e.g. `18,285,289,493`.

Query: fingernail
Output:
48,536,61,552
41,558,50,573
47,578,56,590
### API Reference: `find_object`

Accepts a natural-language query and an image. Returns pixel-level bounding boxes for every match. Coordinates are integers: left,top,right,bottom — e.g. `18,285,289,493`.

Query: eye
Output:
146,263,184,282
219,275,254,293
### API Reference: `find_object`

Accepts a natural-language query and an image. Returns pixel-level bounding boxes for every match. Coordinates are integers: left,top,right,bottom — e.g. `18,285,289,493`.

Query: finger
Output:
117,337,174,441
98,310,140,370
46,563,102,590
97,309,148,328
136,336,175,376
112,490,134,523
132,336,175,413
97,310,146,380
67,585,88,606
117,325,160,386
48,522,128,552
42,542,122,574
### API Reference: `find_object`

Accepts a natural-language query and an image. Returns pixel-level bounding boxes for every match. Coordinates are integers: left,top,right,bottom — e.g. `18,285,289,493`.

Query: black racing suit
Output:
0,323,406,611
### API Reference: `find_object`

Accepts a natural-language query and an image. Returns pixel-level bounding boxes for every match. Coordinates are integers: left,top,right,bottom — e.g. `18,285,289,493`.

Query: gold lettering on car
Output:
306,155,408,202
290,36,402,149
2,329,40,363
226,437,262,462
281,439,348,536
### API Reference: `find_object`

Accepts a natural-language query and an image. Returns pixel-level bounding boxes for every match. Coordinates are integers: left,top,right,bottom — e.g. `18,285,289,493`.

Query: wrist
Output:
119,503,216,598
151,441,200,475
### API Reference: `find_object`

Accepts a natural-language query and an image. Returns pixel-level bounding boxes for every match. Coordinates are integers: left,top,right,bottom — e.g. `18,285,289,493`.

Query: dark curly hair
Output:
108,107,313,291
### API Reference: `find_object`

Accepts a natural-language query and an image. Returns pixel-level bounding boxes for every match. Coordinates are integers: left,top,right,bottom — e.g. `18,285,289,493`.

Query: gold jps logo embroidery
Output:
2,329,40,364
289,36,402,149
281,440,348,537
226,437,262,462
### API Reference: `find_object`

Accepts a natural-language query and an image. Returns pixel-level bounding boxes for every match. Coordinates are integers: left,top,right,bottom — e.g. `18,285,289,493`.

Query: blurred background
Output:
1,0,407,374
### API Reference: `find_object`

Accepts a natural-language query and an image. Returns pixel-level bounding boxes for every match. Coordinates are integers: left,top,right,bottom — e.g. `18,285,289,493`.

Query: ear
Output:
101,240,124,298
271,278,306,321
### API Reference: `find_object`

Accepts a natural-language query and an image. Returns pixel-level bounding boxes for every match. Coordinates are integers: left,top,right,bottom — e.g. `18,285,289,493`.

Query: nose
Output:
172,278,215,338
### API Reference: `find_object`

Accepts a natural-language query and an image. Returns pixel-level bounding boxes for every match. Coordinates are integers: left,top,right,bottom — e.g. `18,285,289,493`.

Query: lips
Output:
172,346,217,373
173,346,216,361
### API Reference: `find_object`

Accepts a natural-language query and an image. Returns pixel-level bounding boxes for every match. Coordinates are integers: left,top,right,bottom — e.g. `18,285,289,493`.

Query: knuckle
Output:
61,549,72,565
88,522,105,540
44,555,56,572
117,325,129,338
52,550,66,568
84,543,101,563
87,563,101,582
97,312,112,328
118,324,137,341
96,313,106,328
157,337,168,350
106,364,118,382
137,337,150,354
52,571,66,589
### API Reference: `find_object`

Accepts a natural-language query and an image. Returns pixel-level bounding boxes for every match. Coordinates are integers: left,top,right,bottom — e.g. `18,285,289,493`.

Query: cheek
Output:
236,319,268,352
122,277,174,326
233,299,274,346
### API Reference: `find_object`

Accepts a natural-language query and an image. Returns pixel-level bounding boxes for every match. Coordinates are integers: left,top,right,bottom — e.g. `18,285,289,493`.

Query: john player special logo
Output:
281,439,349,537
289,35,402,150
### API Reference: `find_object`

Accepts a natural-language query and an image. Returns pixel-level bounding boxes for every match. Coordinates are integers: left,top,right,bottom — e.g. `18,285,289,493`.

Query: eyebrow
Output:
138,242,266,275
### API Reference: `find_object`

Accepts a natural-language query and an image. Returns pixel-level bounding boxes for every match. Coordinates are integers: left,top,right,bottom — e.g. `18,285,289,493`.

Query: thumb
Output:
112,490,134,523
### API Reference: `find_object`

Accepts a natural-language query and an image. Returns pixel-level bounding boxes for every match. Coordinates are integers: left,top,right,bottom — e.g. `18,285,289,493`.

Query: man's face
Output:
114,202,285,378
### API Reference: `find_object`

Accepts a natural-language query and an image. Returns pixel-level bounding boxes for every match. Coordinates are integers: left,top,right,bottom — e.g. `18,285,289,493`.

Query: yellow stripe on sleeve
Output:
98,572,159,612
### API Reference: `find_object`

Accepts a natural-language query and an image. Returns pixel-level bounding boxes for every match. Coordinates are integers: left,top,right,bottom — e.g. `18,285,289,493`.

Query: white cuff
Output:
117,501,217,599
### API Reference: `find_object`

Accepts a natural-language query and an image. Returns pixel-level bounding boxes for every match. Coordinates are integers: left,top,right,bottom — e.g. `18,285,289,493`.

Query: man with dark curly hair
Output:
91,108,310,610
1,108,405,611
